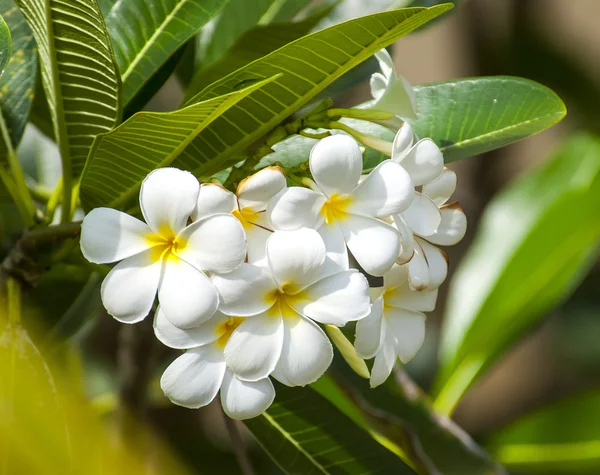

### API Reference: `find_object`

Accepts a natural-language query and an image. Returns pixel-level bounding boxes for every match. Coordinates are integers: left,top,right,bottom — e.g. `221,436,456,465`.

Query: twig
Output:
221,407,256,475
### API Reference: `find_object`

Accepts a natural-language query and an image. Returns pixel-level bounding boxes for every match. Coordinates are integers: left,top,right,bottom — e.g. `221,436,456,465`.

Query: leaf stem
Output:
222,407,256,475
6,277,21,325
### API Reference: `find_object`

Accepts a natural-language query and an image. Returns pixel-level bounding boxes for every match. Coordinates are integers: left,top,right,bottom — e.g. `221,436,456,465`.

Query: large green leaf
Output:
434,134,600,415
0,0,37,154
245,383,417,475
79,76,278,211
488,390,600,474
0,11,10,75
104,0,225,107
15,0,121,178
174,4,452,180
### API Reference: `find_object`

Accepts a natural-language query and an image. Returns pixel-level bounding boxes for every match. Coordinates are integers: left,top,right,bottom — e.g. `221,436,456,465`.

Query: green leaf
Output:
104,0,225,107
0,11,10,75
488,390,600,473
244,383,417,475
15,0,121,178
79,75,279,211
176,4,452,179
410,76,566,162
434,133,600,415
0,0,37,152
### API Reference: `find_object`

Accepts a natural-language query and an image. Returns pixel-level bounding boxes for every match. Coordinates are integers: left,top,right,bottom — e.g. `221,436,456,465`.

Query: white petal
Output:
391,122,415,163
419,238,448,289
369,72,387,100
158,258,219,328
266,187,326,231
140,168,199,236
384,285,438,313
402,193,442,237
309,135,362,197
393,215,414,264
80,208,152,264
290,270,371,326
237,166,287,211
370,324,397,388
348,160,413,217
220,372,275,420
274,314,333,386
426,203,467,246
374,48,394,79
317,224,349,279
246,225,271,267
422,168,457,206
211,264,277,317
154,306,229,349
266,229,326,292
355,296,384,359
224,311,284,381
160,344,225,409
396,139,444,186
385,307,426,363
408,241,430,291
383,262,409,287
193,183,237,221
371,74,417,121
101,249,161,323
340,214,400,277
177,214,246,273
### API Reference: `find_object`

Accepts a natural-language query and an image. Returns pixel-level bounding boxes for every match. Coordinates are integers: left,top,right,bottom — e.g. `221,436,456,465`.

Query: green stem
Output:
326,107,395,121
6,277,21,325
45,177,62,224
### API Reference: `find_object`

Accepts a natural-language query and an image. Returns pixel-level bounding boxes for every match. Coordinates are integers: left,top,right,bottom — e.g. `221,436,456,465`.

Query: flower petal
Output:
211,264,277,317
224,311,284,381
374,48,394,79
290,270,370,326
402,192,442,237
177,214,246,274
246,225,271,267
158,258,219,328
384,285,438,313
220,371,275,420
391,122,415,163
267,187,326,231
274,314,333,386
140,168,199,236
101,249,161,323
355,295,384,359
369,72,387,100
80,208,152,264
237,166,287,211
407,241,430,291
385,307,426,363
426,202,467,246
309,135,362,197
422,168,457,206
393,215,414,264
160,344,225,409
193,183,237,221
339,214,400,277
317,224,349,279
266,229,326,292
370,324,397,388
395,139,444,186
154,306,229,349
419,238,448,289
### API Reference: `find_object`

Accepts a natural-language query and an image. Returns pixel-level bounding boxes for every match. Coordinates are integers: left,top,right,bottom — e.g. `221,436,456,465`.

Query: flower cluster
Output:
80,49,466,418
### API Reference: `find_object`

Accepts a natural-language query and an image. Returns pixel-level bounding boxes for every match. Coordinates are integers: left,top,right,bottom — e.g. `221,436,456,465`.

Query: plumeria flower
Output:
156,308,275,420
390,123,467,290
267,135,413,277
211,228,371,386
193,166,286,266
80,168,246,328
355,264,436,388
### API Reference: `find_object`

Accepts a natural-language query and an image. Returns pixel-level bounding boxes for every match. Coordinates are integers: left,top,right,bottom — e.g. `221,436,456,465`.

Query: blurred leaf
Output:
80,76,278,211
245,383,417,474
0,0,37,155
103,0,225,108
15,0,121,177
488,390,600,474
176,4,452,179
271,0,312,22
434,134,600,415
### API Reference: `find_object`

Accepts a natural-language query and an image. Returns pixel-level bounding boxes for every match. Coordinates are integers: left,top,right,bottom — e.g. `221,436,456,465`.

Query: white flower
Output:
156,308,275,420
80,168,246,328
391,123,467,290
267,135,413,277
193,166,286,266
211,228,371,386
354,264,436,388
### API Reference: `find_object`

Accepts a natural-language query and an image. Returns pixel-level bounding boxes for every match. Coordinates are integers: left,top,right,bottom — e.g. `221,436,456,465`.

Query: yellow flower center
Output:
215,317,245,348
232,206,260,229
146,226,187,263
320,193,352,225
264,287,301,320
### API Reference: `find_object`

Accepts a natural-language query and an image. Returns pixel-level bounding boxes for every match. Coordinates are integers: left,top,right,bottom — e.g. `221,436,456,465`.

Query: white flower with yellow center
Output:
193,166,286,266
156,308,275,420
354,263,436,388
80,168,246,328
211,228,371,386
267,135,413,277
390,123,467,290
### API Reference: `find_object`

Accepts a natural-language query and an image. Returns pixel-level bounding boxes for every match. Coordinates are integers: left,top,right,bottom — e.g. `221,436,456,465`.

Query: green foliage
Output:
0,11,10,76
434,134,600,415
